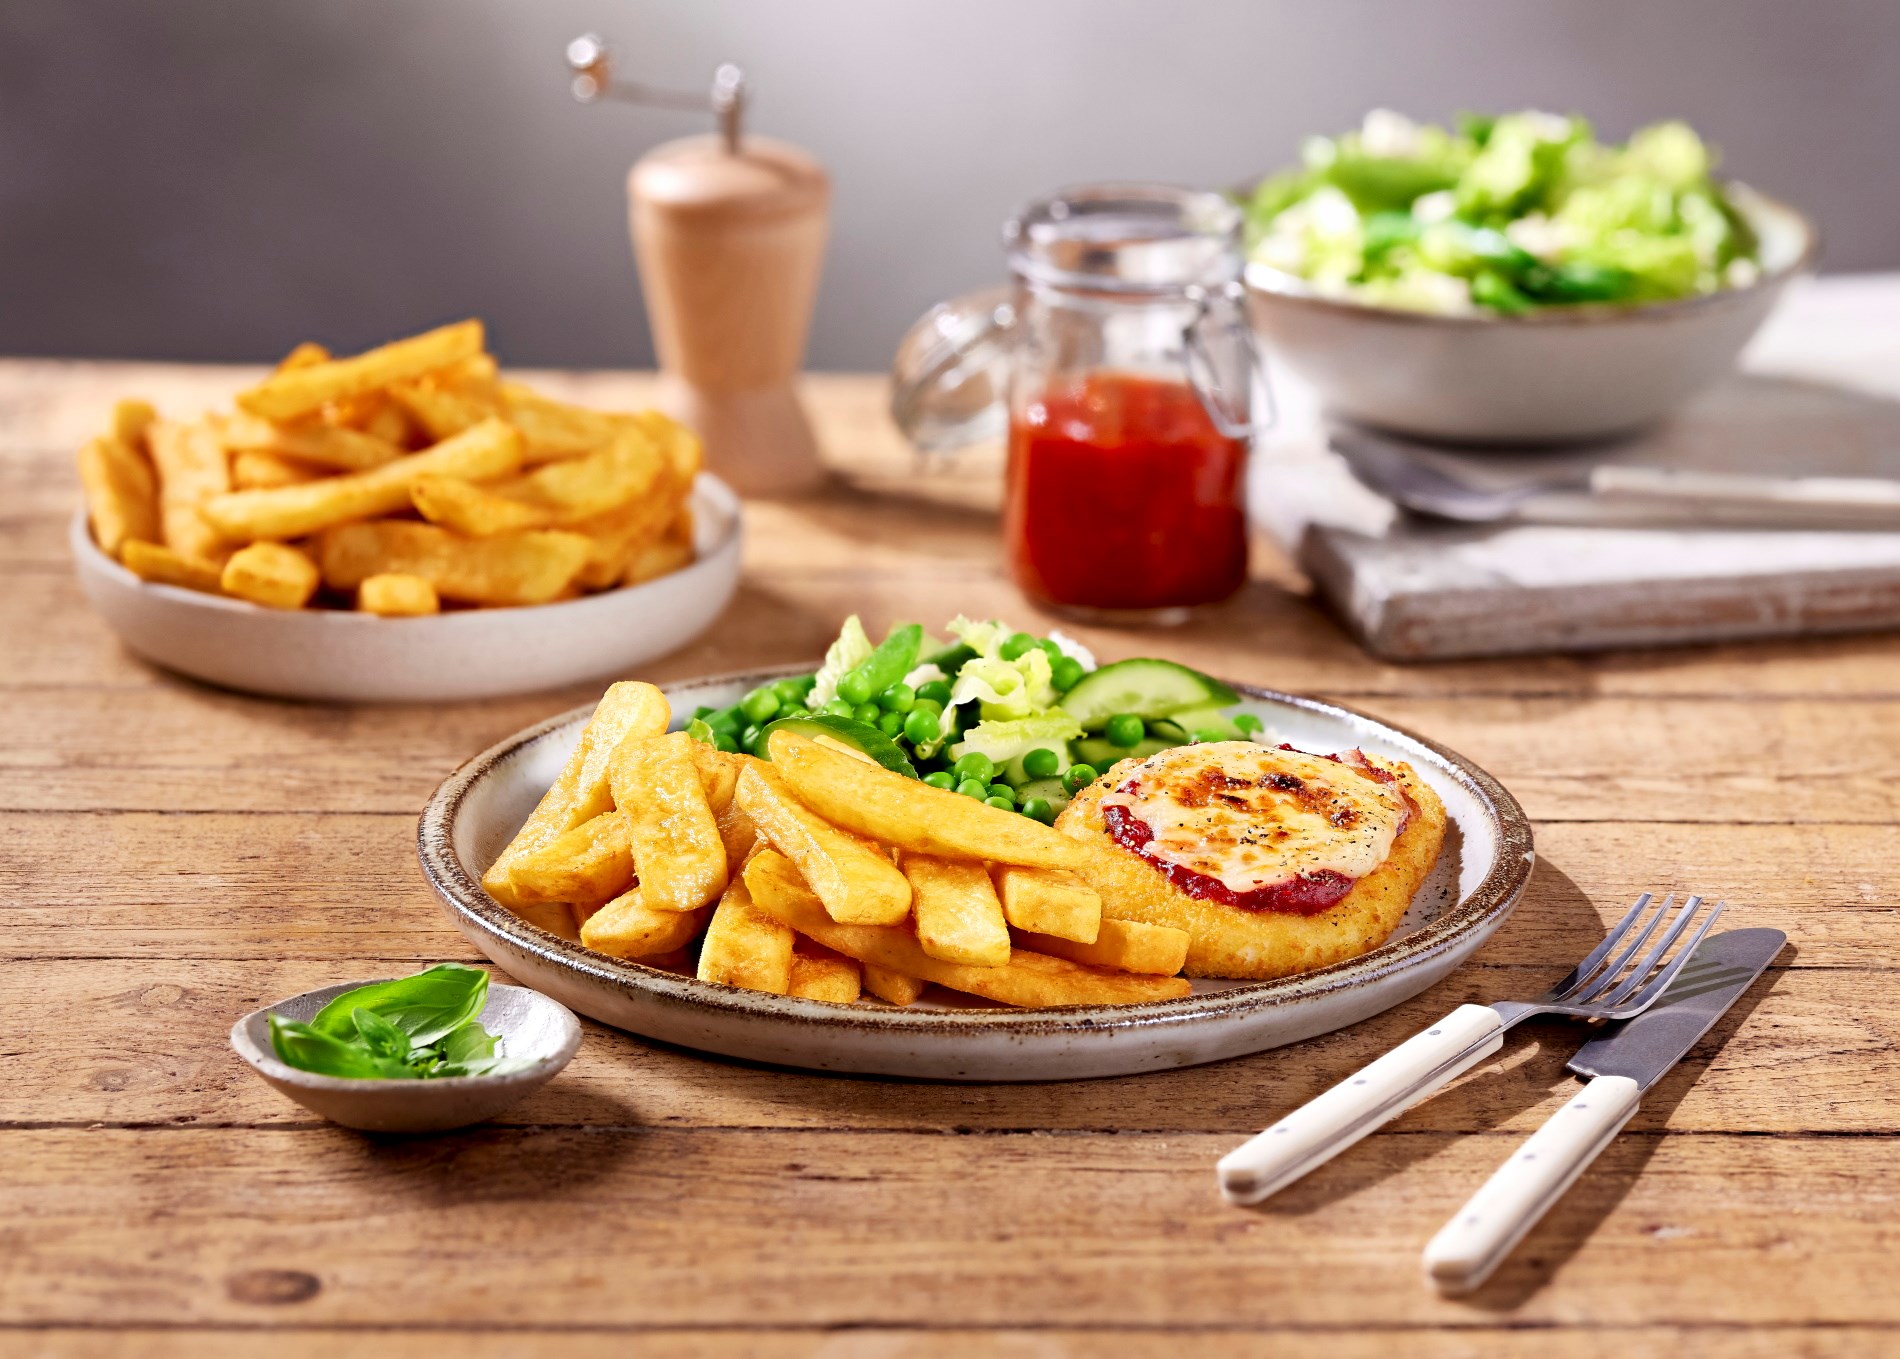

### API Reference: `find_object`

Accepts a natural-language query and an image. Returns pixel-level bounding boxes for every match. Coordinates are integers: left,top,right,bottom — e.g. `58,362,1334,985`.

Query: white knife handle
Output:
1424,1074,1642,1295
1217,1004,1504,1205
1589,465,1900,523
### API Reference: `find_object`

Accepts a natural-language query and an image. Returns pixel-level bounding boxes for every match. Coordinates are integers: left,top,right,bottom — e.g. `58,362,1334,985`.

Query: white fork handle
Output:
1423,1074,1642,1295
1217,1004,1505,1205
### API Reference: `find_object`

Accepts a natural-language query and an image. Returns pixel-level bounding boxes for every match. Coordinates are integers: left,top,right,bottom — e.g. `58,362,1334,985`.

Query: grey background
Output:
3,0,1892,370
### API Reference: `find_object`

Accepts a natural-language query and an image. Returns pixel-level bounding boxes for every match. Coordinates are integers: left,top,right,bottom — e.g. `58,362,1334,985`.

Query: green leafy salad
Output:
269,963,535,1081
686,616,1263,825
1244,109,1762,315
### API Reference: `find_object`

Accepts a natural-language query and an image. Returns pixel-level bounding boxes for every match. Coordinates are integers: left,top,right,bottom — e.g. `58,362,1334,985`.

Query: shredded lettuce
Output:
951,649,1057,721
945,615,1009,658
807,614,873,708
903,662,947,689
950,712,1083,770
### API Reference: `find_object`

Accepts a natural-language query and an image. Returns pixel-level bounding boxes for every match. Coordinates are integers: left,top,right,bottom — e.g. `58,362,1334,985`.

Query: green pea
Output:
903,708,940,745
1192,728,1228,744
740,723,762,748
1021,796,1056,824
985,783,1014,804
999,631,1037,661
692,704,717,721
952,752,995,785
924,770,957,790
956,778,988,800
822,698,854,718
984,795,1015,812
874,709,902,736
1062,763,1099,795
713,731,740,754
837,671,875,707
1234,712,1264,735
740,688,780,724
1035,638,1063,661
877,682,916,713
1050,656,1084,693
1021,747,1060,780
1105,713,1145,748
770,678,807,705
916,679,953,706
852,702,882,725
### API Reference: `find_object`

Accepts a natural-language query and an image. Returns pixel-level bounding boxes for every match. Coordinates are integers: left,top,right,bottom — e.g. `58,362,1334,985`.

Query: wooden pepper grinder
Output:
568,34,830,496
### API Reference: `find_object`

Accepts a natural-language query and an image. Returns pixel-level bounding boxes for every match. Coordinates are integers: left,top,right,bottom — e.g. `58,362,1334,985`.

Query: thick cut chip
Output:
788,942,862,1003
482,681,670,911
78,434,160,558
903,854,1011,968
414,430,669,537
861,963,927,1006
220,541,319,609
222,413,404,472
231,449,325,489
318,521,590,606
276,341,331,371
580,888,711,960
356,572,440,616
498,383,627,462
767,731,1087,871
409,476,544,536
113,399,158,448
1012,918,1189,976
697,871,795,994
146,418,232,563
236,319,484,422
569,476,687,591
122,540,224,594
611,731,728,913
744,851,1191,1007
389,377,500,443
993,865,1102,944
623,509,695,586
204,418,521,541
508,810,634,908
735,763,912,926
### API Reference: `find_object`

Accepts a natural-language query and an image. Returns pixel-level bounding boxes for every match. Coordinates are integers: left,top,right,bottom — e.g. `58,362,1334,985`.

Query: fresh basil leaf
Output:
350,1006,413,1062
439,1020,499,1065
268,1015,414,1080
309,964,489,1046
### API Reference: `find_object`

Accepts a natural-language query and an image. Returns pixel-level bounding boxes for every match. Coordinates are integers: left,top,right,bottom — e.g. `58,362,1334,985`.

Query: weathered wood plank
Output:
5,1129,1896,1328
0,956,1877,1135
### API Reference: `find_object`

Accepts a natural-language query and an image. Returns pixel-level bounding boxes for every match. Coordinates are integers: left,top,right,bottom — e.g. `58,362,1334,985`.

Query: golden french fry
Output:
389,376,500,442
513,900,581,940
146,418,232,563
231,449,324,489
221,412,404,472
276,341,332,371
1012,918,1189,977
630,409,704,483
861,963,926,1006
714,796,759,867
767,731,1087,871
745,851,1191,1007
904,854,1011,967
412,430,671,538
121,540,224,594
623,510,695,586
112,399,157,448
205,418,522,541
356,572,440,616
319,520,591,607
993,865,1101,944
220,541,319,609
483,681,671,910
789,941,862,1003
697,870,795,994
611,731,727,913
570,478,687,591
498,382,626,462
580,888,711,959
508,810,633,908
735,763,912,926
236,319,484,422
78,435,160,558
409,475,545,535
361,400,416,448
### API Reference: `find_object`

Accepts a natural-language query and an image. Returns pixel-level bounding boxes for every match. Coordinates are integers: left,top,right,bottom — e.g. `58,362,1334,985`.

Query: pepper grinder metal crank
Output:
568,33,830,495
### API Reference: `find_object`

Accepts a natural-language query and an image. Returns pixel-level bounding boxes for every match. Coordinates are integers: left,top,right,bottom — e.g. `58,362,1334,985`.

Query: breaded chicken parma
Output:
1055,741,1446,980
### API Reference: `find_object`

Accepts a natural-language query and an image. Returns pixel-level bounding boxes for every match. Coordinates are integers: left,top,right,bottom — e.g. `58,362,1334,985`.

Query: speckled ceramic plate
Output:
419,672,1534,1081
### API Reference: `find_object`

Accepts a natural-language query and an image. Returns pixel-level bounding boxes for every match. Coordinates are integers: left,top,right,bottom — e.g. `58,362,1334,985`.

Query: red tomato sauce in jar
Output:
1004,372,1248,615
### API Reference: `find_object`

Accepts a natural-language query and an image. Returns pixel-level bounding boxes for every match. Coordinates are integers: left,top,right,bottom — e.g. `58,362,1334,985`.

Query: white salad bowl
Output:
230,977,583,1133
71,472,742,703
417,670,1536,1082
1243,184,1817,444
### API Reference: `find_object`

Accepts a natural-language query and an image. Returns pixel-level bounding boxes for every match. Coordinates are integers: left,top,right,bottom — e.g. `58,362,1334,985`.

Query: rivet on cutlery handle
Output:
1423,1074,1642,1295
1217,1004,1504,1205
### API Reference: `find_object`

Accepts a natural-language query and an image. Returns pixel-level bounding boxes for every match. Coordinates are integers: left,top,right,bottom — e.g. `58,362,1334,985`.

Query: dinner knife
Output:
1422,926,1786,1295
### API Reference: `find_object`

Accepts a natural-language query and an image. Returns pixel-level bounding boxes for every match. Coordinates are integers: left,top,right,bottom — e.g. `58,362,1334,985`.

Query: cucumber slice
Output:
1013,777,1072,818
1056,658,1239,730
1074,735,1174,769
758,715,918,777
1164,704,1246,741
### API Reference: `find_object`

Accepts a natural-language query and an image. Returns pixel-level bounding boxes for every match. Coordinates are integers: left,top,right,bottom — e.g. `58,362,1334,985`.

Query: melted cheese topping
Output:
1098,742,1406,893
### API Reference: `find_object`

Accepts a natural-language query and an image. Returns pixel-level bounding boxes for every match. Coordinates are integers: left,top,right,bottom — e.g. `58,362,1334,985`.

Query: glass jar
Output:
892,183,1267,624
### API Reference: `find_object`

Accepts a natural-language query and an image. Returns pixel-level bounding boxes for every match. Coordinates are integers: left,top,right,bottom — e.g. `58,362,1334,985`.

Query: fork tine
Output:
1561,893,1672,1003
1598,895,1708,1007
1548,893,1656,1002
1612,899,1727,1011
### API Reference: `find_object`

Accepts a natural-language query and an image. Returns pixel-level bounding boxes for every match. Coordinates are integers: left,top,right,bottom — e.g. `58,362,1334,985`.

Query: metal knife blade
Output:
1568,927,1786,1091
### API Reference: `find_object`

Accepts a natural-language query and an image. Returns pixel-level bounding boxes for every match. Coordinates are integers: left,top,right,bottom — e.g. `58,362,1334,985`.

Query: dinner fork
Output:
1217,892,1724,1205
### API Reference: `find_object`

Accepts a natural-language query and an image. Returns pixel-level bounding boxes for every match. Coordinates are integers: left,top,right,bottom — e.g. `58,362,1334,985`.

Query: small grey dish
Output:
229,979,582,1133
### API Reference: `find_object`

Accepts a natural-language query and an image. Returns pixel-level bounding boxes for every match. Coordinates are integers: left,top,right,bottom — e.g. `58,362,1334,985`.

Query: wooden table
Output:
6,347,1898,1357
